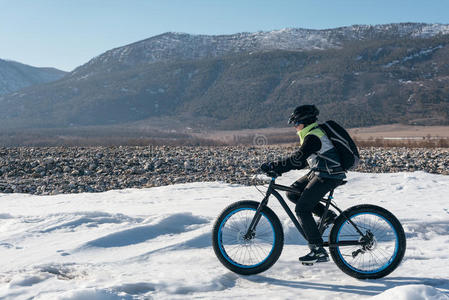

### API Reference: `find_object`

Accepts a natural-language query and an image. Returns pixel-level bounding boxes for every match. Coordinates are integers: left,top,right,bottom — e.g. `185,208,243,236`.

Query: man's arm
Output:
270,134,322,174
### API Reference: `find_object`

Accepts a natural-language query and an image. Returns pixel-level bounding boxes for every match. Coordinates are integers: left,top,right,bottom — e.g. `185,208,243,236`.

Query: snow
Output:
372,285,449,300
402,46,444,62
1,170,449,299
384,45,444,68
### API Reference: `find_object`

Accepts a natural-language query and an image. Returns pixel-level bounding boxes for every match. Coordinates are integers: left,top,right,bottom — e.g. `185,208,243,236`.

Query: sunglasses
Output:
289,118,304,127
288,116,303,126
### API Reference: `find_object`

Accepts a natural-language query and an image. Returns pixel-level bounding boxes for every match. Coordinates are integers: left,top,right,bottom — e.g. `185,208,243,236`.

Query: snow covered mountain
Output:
72,23,449,77
0,59,67,95
1,23,449,130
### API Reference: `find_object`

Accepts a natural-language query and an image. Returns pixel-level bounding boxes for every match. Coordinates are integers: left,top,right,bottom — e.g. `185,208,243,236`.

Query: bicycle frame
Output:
245,177,366,248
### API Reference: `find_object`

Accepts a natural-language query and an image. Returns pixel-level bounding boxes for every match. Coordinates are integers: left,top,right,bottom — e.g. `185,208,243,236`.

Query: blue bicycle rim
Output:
218,207,276,269
336,212,399,274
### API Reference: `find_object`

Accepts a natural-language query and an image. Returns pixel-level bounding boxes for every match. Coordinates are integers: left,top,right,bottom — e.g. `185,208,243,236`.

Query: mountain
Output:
71,23,449,78
0,59,67,95
0,23,448,130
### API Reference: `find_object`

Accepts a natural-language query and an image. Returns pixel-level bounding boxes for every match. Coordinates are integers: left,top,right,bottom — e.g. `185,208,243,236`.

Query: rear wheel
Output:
212,201,284,275
329,204,406,279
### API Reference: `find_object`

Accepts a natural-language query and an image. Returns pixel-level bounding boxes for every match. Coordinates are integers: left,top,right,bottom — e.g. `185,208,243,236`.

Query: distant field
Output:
348,124,449,139
190,127,297,144
0,124,447,147
191,124,449,147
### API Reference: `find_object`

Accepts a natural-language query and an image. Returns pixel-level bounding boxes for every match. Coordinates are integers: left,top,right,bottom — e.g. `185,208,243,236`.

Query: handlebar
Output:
252,172,279,184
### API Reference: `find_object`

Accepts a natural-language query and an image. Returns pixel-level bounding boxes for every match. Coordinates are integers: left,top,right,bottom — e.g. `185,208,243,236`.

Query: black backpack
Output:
319,120,360,171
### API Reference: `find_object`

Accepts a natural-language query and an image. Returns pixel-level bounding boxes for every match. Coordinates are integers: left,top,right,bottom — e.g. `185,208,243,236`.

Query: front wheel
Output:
212,200,284,275
329,204,406,279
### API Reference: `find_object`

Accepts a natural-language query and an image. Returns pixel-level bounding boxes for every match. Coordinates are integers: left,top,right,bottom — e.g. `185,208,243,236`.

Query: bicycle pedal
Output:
301,262,314,266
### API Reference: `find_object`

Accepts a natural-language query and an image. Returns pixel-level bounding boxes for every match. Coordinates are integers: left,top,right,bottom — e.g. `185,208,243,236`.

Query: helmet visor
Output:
288,113,316,126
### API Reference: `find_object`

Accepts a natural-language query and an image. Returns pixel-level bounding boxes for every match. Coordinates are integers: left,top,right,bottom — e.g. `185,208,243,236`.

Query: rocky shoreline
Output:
0,146,447,195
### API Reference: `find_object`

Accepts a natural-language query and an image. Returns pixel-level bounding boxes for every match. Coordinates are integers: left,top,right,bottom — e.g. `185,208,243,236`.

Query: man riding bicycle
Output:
260,104,346,264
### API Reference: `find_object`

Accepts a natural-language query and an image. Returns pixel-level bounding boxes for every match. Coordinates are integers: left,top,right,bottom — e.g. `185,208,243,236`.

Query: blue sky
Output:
1,0,449,71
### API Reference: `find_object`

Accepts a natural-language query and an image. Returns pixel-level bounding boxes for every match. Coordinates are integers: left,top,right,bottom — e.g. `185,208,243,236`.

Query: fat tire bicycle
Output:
212,173,406,279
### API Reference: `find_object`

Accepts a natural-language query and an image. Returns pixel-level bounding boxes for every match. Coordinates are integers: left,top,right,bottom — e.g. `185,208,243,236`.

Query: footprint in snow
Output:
0,242,22,249
57,250,71,256
112,282,157,295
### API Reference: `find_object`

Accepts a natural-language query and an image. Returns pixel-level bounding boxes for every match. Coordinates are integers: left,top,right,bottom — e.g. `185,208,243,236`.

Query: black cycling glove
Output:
260,162,281,176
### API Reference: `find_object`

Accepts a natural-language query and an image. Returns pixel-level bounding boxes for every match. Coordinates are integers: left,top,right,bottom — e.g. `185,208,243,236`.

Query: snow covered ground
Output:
1,170,449,299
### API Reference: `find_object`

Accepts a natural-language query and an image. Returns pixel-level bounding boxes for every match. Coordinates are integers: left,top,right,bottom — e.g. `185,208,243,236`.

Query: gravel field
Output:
0,146,447,195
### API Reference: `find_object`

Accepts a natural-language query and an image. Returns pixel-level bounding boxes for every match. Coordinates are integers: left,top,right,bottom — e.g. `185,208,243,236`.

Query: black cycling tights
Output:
286,173,341,245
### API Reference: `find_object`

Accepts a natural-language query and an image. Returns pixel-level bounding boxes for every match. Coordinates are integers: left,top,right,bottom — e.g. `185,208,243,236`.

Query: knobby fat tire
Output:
212,200,284,275
329,204,406,279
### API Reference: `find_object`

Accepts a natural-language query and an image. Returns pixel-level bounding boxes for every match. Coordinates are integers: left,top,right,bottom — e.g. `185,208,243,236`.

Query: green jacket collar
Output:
297,122,318,144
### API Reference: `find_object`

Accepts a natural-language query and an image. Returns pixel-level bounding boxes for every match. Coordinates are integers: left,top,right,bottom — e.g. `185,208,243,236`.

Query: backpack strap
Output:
322,122,355,155
316,153,341,166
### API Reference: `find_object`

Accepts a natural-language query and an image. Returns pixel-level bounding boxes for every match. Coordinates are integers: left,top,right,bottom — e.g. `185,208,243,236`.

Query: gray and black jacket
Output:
270,122,346,179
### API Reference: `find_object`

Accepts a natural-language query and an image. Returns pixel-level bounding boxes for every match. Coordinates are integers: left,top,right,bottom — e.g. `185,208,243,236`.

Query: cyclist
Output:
260,104,346,264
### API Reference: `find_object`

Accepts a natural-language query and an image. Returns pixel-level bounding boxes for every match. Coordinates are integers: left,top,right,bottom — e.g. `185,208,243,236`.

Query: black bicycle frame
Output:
245,178,365,248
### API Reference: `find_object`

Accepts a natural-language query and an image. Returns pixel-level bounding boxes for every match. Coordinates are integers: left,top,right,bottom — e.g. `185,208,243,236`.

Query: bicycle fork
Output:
243,193,269,240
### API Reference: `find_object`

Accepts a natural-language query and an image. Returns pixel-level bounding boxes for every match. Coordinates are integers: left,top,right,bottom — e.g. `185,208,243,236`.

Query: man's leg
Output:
287,174,336,220
286,174,330,217
295,174,341,263
286,174,309,204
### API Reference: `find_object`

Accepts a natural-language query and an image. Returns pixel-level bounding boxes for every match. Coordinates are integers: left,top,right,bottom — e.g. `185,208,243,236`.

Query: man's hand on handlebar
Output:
260,162,280,178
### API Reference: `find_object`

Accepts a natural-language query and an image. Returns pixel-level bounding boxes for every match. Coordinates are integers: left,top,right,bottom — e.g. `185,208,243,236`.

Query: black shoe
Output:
299,246,329,265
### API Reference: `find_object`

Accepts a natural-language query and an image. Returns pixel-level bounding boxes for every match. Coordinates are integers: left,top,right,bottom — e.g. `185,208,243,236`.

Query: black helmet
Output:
288,104,319,126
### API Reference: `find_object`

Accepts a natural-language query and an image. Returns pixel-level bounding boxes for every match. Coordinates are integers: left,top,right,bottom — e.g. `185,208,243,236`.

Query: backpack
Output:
319,120,360,171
